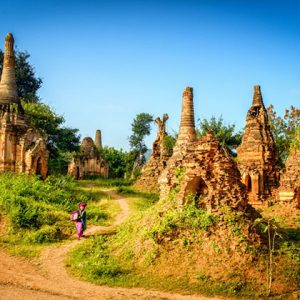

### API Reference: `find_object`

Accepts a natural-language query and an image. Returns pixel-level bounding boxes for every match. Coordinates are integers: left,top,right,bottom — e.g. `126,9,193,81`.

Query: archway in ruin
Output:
245,174,252,192
184,176,208,208
76,167,80,180
36,157,42,176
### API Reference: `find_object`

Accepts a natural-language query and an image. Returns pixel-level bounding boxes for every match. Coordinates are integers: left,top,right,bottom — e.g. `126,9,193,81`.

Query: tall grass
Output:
0,173,93,248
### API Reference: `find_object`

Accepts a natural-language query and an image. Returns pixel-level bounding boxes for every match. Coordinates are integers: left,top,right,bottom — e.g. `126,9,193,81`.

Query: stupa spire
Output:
252,85,264,107
176,86,196,145
0,33,19,104
95,130,102,150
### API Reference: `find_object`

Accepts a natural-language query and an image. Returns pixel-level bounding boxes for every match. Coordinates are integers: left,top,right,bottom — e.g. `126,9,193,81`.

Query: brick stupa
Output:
68,131,109,179
0,33,49,178
237,85,279,206
276,130,300,208
159,87,248,211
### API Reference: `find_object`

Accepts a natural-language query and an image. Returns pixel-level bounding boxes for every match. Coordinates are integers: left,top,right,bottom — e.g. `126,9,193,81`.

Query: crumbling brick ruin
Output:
159,87,248,211
276,132,300,208
0,33,49,178
68,131,109,179
237,85,279,207
134,114,172,193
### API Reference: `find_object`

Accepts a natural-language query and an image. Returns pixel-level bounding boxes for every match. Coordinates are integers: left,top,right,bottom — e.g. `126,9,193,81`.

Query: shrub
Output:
26,225,64,243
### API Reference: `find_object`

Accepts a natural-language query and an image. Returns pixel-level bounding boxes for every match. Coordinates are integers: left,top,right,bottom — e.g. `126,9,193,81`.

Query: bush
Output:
0,173,92,244
26,225,64,243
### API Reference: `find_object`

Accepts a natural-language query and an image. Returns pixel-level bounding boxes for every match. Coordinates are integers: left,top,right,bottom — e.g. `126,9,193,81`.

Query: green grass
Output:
116,186,159,212
77,180,120,226
84,177,134,187
0,174,119,257
67,187,300,299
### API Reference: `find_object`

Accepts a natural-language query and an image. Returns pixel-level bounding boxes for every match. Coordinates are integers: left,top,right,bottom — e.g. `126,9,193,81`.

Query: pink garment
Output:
76,221,83,239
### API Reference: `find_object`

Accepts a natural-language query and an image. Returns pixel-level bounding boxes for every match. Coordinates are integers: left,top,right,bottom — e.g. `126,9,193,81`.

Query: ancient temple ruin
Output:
134,114,172,193
0,33,49,178
276,131,300,208
68,131,109,179
159,87,248,211
237,85,279,206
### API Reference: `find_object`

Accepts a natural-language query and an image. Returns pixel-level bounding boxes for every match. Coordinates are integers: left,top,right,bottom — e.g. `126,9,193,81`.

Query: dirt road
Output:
0,189,223,300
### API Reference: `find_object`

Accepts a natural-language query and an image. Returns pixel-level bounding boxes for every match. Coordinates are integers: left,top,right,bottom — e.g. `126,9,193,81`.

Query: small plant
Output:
252,217,283,296
174,167,185,182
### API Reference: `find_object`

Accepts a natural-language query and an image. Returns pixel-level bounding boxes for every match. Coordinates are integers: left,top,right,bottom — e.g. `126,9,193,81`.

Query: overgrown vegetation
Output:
267,105,300,166
197,116,242,156
116,186,159,211
0,174,113,256
68,184,300,299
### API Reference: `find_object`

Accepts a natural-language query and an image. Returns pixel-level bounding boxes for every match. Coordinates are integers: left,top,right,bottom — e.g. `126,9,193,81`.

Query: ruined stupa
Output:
276,131,300,208
0,33,49,178
237,85,279,206
134,114,172,193
94,129,102,150
159,87,248,210
68,130,109,179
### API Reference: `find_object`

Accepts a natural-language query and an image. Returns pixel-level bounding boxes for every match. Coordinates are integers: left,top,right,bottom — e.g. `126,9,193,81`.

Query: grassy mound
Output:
0,174,112,256
68,190,300,298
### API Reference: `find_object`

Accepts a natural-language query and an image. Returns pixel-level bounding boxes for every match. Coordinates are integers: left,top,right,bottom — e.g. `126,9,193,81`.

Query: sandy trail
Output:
0,189,223,300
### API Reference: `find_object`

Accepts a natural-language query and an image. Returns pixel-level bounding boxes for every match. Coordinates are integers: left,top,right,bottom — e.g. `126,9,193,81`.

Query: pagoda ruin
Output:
276,130,300,208
0,33,49,178
159,87,248,211
237,85,279,206
134,114,172,193
68,130,109,179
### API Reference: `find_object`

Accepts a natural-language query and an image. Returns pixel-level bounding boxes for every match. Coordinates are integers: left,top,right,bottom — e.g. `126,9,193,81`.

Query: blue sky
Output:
0,0,299,150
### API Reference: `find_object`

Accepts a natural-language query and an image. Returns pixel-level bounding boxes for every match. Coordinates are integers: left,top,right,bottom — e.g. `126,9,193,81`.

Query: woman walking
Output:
76,202,87,240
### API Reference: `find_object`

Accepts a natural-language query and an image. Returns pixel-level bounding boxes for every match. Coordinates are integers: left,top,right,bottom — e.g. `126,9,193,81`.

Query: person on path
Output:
76,202,87,240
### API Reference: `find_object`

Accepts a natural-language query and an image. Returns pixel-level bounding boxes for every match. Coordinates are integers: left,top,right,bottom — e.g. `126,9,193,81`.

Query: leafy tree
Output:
129,113,153,177
290,124,300,150
197,116,242,156
22,101,80,157
163,133,177,156
267,105,300,166
129,113,154,155
0,50,42,103
23,100,81,175
101,147,135,178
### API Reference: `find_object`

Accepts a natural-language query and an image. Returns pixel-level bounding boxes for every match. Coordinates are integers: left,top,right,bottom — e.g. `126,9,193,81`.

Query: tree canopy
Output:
129,113,153,155
100,147,135,178
267,105,300,166
197,116,242,156
22,101,81,157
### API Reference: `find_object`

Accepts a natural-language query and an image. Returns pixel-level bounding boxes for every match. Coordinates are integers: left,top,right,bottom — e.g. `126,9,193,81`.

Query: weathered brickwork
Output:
159,87,248,211
134,114,171,193
237,85,279,206
68,132,109,179
276,132,300,208
0,33,49,178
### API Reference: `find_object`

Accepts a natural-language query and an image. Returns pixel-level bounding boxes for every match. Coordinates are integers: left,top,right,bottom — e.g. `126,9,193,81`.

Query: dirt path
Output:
0,189,223,300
